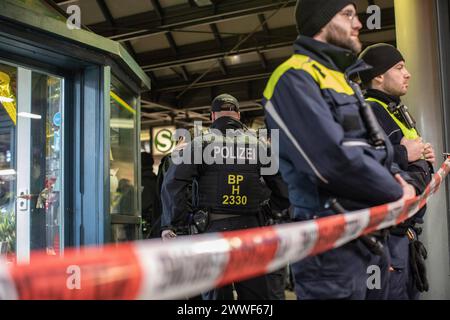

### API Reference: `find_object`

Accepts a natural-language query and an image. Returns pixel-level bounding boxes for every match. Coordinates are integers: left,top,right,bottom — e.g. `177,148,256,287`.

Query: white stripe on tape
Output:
376,200,405,231
333,209,370,248
135,234,230,300
267,221,318,272
0,258,17,300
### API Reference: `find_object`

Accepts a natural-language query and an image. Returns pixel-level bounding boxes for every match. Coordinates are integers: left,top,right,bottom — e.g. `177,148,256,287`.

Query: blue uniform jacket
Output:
262,36,403,220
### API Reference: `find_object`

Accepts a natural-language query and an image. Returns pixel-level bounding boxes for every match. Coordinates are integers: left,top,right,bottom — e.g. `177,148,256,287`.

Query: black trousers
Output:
202,215,270,300
267,267,287,300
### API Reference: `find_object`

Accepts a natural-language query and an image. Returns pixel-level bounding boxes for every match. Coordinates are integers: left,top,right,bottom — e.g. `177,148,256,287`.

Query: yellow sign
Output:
152,126,176,156
0,71,16,125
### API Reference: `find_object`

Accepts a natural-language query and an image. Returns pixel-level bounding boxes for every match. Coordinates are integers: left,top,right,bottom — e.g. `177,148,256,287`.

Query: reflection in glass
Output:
111,224,138,243
0,64,17,260
110,78,138,217
30,72,63,256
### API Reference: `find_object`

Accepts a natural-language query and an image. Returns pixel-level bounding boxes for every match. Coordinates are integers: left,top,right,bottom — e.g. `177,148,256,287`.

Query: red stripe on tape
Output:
396,197,419,224
9,244,143,300
310,214,346,256
418,195,428,213
217,226,278,287
366,204,390,234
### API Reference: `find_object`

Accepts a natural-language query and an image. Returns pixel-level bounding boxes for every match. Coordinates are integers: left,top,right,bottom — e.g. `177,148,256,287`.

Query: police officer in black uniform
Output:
160,94,288,300
359,44,435,299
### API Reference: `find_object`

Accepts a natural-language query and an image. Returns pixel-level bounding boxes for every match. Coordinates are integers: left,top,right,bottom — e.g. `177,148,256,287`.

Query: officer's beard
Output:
325,22,362,55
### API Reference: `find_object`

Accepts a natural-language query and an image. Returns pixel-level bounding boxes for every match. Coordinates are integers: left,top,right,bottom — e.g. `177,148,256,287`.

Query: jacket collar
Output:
365,88,401,106
294,36,361,72
210,116,246,133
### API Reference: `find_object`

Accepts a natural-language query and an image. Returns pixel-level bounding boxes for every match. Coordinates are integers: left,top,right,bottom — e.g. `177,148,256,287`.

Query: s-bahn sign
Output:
152,126,176,156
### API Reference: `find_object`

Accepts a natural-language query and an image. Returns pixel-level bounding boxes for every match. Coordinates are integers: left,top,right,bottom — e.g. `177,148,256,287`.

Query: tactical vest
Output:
195,131,266,214
366,97,419,140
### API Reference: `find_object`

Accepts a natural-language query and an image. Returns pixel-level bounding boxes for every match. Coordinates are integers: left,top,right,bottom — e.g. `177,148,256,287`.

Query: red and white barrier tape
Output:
1,158,449,300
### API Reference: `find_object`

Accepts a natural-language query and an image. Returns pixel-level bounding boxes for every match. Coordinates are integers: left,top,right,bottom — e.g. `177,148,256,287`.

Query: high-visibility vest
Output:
366,97,419,140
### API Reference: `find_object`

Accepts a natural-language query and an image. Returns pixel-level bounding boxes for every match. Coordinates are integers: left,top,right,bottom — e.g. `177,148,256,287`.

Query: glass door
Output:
0,61,64,263
0,63,17,261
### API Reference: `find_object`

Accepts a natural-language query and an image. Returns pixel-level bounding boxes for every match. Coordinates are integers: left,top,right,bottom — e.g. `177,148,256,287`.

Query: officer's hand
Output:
423,143,436,164
395,174,416,200
161,230,177,241
401,137,425,162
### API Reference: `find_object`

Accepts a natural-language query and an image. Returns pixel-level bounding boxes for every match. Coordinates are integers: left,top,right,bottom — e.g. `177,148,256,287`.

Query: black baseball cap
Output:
211,94,240,112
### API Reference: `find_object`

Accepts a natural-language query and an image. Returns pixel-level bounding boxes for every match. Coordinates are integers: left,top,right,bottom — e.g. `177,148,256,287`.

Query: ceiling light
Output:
110,118,134,129
18,112,42,119
0,169,16,176
194,0,213,7
228,55,241,64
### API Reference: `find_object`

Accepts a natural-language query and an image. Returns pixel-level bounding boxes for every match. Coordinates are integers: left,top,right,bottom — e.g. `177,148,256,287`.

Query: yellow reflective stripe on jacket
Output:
263,54,354,100
366,97,419,140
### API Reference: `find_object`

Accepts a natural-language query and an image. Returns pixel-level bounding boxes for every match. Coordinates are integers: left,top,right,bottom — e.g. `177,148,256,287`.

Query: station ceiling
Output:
48,0,396,128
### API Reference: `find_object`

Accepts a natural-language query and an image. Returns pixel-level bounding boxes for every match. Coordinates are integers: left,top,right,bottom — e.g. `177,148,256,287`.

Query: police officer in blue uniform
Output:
359,44,435,299
160,94,289,300
262,0,416,299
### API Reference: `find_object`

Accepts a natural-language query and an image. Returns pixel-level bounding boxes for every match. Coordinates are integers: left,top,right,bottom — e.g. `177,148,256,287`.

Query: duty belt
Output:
209,213,242,222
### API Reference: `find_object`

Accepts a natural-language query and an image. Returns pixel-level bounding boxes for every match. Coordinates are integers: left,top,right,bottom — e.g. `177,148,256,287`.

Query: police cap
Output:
211,94,240,112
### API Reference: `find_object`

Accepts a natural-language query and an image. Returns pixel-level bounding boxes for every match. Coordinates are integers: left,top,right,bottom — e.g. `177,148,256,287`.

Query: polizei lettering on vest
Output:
212,146,256,161
169,122,279,175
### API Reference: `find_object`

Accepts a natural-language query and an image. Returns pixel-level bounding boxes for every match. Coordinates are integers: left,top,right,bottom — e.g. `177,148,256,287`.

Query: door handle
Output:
16,194,37,200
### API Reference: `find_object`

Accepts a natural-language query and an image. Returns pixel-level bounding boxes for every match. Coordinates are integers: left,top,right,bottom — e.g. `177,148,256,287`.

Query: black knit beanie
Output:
359,43,405,84
295,0,356,37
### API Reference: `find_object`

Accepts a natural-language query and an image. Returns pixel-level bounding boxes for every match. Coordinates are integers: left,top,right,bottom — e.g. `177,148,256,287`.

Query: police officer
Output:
262,0,416,299
160,94,288,300
154,133,193,239
359,44,435,299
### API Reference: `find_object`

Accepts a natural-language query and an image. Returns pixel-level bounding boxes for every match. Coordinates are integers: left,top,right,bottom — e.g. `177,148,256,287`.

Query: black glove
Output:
409,239,429,292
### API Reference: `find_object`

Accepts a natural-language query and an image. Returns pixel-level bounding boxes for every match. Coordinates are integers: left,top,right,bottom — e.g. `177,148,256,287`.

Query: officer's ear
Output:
211,112,216,121
373,74,384,86
237,112,241,120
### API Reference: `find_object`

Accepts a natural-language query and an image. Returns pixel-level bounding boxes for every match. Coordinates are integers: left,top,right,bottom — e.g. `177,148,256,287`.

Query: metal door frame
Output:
15,67,31,264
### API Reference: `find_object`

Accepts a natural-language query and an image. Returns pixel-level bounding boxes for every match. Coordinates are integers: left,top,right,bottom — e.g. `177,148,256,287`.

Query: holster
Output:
359,234,385,256
193,210,209,233
325,198,386,256
409,238,429,292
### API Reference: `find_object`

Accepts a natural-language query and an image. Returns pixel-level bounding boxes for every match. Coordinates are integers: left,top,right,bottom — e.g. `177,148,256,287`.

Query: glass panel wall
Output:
109,76,139,242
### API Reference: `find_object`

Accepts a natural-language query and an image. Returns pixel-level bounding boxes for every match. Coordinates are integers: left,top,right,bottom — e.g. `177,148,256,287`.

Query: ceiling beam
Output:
180,66,190,81
217,58,228,75
88,0,297,42
210,23,223,49
150,0,164,21
138,25,297,71
96,0,115,27
165,31,179,56
138,13,395,73
257,51,268,70
152,36,396,94
154,58,285,93
258,14,271,35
